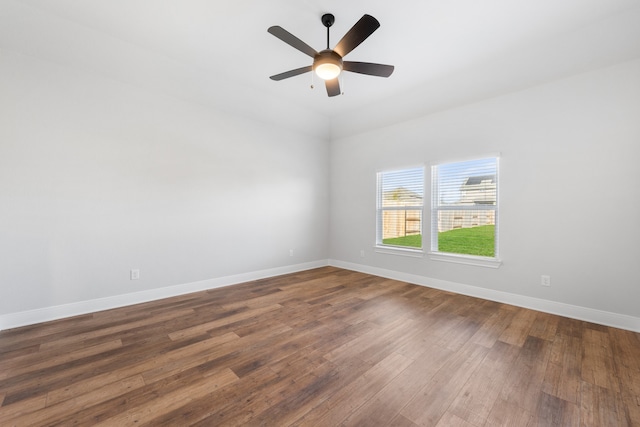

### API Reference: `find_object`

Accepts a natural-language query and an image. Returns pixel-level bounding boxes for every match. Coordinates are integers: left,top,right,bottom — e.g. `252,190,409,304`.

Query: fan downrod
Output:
321,14,335,50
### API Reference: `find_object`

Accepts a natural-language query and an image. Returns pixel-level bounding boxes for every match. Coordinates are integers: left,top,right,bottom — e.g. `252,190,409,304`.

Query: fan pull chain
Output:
341,73,345,95
310,70,314,90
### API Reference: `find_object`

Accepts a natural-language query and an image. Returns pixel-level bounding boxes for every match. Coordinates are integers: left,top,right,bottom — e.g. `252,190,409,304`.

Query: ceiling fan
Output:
268,13,394,97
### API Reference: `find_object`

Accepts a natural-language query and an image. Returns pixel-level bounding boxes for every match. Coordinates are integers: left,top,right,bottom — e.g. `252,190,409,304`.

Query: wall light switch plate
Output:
131,269,140,280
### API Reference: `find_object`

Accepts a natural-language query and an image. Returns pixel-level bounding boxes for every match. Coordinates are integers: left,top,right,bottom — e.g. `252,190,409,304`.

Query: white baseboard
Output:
329,259,640,333
0,260,329,331
3,259,638,333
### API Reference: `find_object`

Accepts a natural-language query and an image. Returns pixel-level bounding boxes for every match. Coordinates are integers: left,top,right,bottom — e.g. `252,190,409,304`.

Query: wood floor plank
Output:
208,359,356,427
535,391,580,427
0,339,123,380
582,328,620,393
498,335,552,413
94,368,239,426
0,314,95,350
0,266,638,426
469,304,518,348
167,303,283,341
50,365,237,426
447,340,521,426
485,397,535,426
40,334,228,407
387,413,421,427
0,394,47,424
580,380,630,426
143,364,281,426
4,375,146,426
608,327,640,425
435,316,481,352
542,333,582,404
1,345,139,406
529,312,560,342
340,344,453,426
498,307,537,347
400,342,490,426
296,352,413,426
434,411,477,427
235,360,343,426
39,308,196,352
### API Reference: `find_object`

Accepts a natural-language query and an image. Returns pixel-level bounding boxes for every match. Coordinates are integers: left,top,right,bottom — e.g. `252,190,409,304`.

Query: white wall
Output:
330,59,640,320
2,46,639,331
0,50,330,317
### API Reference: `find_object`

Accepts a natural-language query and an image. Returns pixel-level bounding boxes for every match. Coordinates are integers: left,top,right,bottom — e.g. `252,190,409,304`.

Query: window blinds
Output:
377,167,424,249
431,157,499,258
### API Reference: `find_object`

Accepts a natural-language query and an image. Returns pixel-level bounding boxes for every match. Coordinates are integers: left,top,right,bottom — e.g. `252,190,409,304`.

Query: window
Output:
431,157,499,262
377,167,424,250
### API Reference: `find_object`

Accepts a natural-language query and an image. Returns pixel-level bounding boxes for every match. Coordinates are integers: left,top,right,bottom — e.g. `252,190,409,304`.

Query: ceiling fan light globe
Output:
314,49,343,80
315,63,341,80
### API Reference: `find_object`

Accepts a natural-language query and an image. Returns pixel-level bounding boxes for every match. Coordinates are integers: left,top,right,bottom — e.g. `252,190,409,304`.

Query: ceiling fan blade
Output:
333,14,380,58
343,61,394,77
325,78,341,97
268,26,318,58
270,66,313,81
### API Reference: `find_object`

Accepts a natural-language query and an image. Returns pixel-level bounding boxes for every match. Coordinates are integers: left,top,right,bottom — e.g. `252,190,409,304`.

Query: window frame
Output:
375,166,425,255
429,156,502,268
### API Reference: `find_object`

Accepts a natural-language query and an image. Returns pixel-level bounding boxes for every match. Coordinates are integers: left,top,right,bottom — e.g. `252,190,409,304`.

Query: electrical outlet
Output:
130,269,140,280
289,249,294,257
541,275,551,287
360,249,365,257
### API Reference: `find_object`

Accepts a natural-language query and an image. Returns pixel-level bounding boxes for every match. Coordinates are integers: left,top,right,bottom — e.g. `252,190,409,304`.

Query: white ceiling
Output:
2,0,640,138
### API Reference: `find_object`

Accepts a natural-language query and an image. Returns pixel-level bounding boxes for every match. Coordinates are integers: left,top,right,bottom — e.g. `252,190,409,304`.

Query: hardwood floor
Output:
1,266,639,426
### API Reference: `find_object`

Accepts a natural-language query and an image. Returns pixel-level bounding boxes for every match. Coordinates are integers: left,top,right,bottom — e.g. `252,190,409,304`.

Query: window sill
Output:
428,252,502,268
375,245,425,258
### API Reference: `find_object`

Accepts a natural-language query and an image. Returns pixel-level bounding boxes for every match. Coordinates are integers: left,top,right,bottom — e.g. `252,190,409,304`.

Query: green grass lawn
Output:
382,234,422,248
382,225,495,257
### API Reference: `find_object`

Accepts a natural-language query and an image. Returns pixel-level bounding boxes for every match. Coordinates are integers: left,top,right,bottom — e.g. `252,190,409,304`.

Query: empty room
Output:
1,0,639,425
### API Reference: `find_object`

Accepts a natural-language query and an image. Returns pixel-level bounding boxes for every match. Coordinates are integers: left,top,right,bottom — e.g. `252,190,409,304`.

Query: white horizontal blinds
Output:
436,158,497,209
432,157,498,258
377,167,424,248
380,167,424,208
